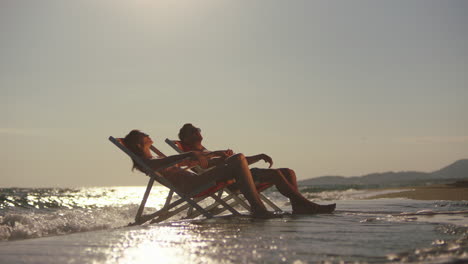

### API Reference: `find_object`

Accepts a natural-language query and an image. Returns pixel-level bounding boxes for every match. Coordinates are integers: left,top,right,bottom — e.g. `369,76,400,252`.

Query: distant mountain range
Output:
299,159,468,188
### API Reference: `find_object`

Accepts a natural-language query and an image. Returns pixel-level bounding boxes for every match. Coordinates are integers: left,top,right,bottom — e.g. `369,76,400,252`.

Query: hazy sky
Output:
2,0,467,187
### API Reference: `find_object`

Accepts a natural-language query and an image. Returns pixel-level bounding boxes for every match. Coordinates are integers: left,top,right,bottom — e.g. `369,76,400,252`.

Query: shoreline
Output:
368,181,468,201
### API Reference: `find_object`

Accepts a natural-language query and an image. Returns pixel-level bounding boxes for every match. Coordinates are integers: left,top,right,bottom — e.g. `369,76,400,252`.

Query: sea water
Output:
0,186,467,264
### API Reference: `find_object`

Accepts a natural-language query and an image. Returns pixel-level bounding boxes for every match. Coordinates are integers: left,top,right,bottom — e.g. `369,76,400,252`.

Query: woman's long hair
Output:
123,130,146,172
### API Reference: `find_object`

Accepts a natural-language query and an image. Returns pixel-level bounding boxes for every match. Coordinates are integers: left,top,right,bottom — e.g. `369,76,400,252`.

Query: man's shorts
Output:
250,168,267,183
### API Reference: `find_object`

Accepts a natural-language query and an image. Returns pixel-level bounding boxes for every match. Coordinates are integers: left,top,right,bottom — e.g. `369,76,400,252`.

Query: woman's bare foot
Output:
292,203,336,214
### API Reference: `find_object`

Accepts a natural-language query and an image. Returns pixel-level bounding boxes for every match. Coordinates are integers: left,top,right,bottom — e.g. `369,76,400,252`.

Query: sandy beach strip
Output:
369,182,468,201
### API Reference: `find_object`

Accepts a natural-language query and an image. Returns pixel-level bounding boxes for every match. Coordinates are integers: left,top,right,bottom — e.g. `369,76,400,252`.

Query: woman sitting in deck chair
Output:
123,129,276,218
176,124,336,214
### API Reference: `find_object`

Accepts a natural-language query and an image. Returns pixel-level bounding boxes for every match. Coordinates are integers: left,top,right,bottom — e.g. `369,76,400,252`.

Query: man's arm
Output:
246,154,273,168
206,145,273,168
197,148,234,168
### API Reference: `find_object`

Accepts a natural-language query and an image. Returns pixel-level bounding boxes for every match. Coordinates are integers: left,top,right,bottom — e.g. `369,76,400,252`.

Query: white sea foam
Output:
0,206,138,241
307,188,409,201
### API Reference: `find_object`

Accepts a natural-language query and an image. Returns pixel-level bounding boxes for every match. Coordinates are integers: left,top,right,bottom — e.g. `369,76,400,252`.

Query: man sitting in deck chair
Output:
176,123,336,214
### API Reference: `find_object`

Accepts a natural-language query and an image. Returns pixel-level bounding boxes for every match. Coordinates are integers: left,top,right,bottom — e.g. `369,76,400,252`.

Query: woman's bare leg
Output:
225,154,270,215
200,154,271,217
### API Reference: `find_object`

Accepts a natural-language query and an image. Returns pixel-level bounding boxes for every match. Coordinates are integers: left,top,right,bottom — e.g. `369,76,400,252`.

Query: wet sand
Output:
370,181,468,201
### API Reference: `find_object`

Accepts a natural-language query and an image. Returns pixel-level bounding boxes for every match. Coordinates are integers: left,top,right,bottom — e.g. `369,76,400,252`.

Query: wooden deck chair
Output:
109,136,242,225
147,142,245,219
165,139,283,213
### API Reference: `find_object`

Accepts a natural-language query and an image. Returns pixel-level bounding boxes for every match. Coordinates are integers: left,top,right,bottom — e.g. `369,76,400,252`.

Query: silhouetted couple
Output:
123,124,335,218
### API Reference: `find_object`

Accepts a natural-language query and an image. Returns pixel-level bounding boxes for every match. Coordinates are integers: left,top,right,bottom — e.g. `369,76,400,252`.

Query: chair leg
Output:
209,193,241,216
259,193,283,212
133,188,175,225
153,196,207,223
186,191,245,219
187,205,194,217
139,191,215,224
135,177,155,222
146,197,194,224
163,190,174,208
224,189,251,211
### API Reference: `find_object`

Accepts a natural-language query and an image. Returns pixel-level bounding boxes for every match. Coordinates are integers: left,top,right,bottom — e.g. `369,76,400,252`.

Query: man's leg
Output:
251,168,335,214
